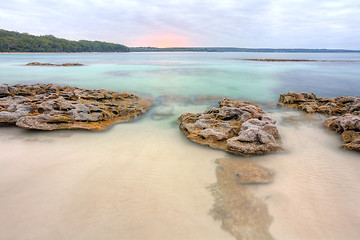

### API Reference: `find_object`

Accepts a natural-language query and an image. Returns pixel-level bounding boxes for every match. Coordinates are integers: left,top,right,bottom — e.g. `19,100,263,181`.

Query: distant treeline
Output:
131,47,360,53
1,29,359,53
130,47,219,52
0,29,129,52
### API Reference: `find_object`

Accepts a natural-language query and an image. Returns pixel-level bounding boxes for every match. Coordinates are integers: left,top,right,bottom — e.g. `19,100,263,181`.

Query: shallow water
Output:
1,52,360,100
0,53,360,240
254,110,360,240
0,113,232,240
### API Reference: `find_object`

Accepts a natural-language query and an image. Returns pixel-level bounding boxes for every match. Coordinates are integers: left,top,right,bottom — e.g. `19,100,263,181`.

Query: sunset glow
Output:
134,32,192,47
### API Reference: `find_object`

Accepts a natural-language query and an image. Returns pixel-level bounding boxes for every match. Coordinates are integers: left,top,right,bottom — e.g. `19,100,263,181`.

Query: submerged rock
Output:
150,105,175,120
209,158,274,240
278,91,360,152
26,62,84,66
216,158,274,184
0,83,152,130
179,98,282,156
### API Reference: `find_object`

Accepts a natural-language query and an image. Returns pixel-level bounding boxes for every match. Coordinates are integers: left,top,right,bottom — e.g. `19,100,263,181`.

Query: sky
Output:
0,0,359,49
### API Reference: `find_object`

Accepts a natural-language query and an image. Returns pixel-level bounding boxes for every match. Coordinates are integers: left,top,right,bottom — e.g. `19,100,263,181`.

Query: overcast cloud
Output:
0,0,359,48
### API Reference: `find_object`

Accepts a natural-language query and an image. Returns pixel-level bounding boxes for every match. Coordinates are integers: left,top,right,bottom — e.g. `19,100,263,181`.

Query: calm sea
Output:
1,52,360,100
0,52,359,240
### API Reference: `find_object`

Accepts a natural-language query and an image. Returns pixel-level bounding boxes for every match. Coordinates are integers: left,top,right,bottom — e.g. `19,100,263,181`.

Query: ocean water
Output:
0,52,359,240
1,52,360,100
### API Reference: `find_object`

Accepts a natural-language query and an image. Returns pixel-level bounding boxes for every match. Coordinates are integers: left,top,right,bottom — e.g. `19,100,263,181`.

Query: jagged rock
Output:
0,84,152,130
279,91,360,152
179,98,281,156
0,111,25,123
278,91,360,116
26,62,84,66
342,138,360,151
323,114,360,133
341,131,360,143
323,114,360,152
0,84,11,97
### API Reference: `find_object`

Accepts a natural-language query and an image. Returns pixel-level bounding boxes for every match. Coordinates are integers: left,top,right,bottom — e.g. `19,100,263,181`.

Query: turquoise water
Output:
1,52,360,240
1,52,359,101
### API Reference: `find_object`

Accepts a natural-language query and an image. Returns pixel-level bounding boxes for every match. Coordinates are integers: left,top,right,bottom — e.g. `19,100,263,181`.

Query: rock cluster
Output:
26,62,84,66
278,91,360,115
243,59,316,62
324,114,360,151
278,91,360,151
0,83,152,130
178,98,281,156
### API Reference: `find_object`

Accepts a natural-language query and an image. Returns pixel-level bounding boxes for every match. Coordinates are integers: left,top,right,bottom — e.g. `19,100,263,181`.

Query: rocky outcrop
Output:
244,59,317,62
323,114,360,151
179,98,282,156
278,91,360,116
26,62,84,66
278,91,360,152
0,83,152,130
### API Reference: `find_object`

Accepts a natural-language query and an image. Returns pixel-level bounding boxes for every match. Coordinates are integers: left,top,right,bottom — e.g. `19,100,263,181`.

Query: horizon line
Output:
129,46,360,51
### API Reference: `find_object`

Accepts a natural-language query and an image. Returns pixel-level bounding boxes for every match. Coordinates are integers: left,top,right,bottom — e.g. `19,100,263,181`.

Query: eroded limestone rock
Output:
26,62,84,66
278,91,360,116
179,98,282,156
0,83,152,130
278,91,360,152
323,114,360,151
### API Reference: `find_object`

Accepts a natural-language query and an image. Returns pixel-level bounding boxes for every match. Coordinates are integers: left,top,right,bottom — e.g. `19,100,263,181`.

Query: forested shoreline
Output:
0,29,129,52
1,29,359,53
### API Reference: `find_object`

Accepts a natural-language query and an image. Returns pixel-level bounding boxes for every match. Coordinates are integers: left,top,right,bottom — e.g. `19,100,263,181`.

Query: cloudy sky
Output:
0,0,359,48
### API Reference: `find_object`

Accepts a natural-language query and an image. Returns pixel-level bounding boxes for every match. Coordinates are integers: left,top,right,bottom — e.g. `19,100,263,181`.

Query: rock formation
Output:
278,91,360,116
323,114,360,151
179,98,282,156
0,83,152,130
26,62,84,66
244,59,316,62
278,91,360,152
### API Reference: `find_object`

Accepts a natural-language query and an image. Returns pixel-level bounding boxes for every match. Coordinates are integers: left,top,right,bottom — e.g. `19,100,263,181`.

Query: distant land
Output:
1,29,359,53
130,47,360,53
0,29,129,52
